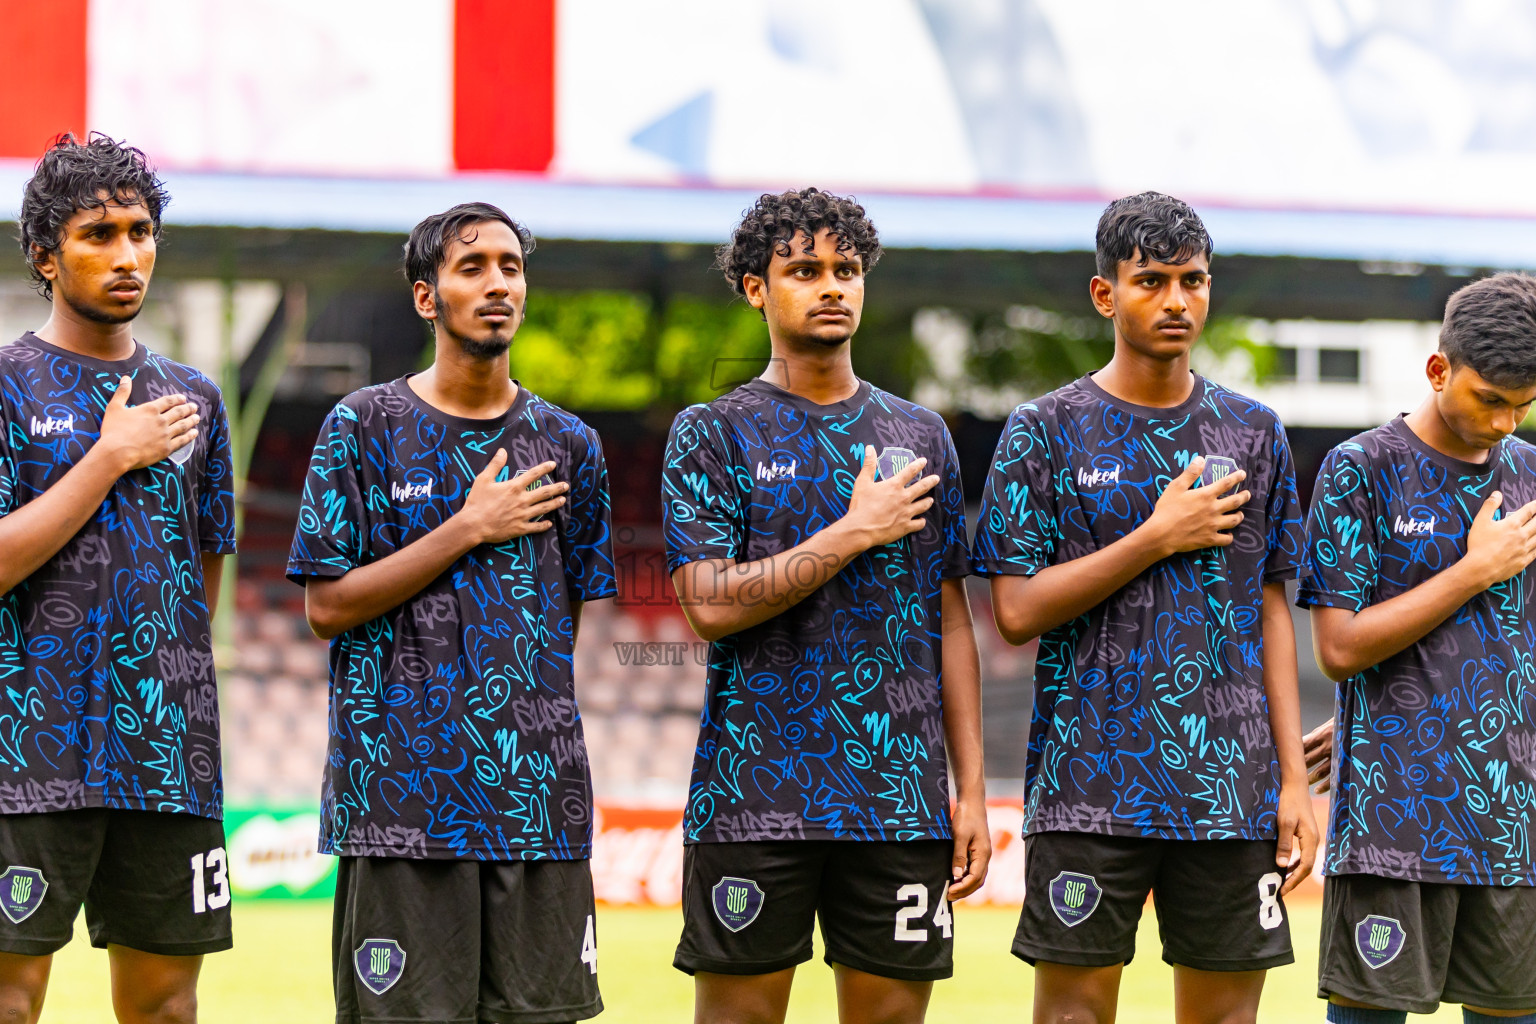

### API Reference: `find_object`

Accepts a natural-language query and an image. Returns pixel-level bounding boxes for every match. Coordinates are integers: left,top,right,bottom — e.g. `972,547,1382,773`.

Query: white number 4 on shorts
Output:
894,883,953,942
581,914,597,974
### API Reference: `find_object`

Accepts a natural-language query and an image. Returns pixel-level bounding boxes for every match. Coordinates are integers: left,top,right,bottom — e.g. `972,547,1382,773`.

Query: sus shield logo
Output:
1354,915,1406,969
354,938,406,995
711,877,764,932
1048,871,1101,928
875,447,918,484
0,867,45,924
1198,455,1240,488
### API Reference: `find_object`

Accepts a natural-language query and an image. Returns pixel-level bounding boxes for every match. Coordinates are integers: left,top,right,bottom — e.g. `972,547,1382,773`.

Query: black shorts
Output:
333,856,603,1024
1318,873,1536,1014
0,808,231,957
1015,832,1293,972
674,840,954,983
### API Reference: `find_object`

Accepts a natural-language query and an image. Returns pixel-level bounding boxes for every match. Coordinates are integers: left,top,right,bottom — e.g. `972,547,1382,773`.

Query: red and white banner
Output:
8,1,1536,217
591,799,1331,907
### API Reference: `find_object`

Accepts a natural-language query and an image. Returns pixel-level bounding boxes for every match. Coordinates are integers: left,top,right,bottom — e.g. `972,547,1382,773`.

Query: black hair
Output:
1094,191,1212,280
1440,272,1536,388
403,202,535,288
716,187,882,296
18,132,170,300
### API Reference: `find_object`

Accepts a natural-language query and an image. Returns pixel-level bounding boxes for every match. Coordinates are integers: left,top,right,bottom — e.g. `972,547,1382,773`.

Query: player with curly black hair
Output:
0,134,235,1022
661,188,988,1023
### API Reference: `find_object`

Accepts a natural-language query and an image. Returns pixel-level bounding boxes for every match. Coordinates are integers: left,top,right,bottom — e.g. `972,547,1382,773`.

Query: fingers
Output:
948,835,987,900
1200,468,1248,496
1215,489,1252,513
476,449,509,483
108,376,133,407
1476,490,1504,522
526,494,568,517
893,456,928,488
163,403,200,429
168,426,198,453
907,473,941,498
856,445,876,483
147,392,190,413
510,460,558,489
1282,823,1318,896
1515,499,1536,527
1274,819,1294,872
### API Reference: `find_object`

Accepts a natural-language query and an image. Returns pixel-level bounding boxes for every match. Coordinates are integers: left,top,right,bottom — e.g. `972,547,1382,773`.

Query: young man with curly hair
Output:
661,187,989,1024
972,192,1316,1023
288,202,615,1024
0,134,233,1023
1298,273,1536,1023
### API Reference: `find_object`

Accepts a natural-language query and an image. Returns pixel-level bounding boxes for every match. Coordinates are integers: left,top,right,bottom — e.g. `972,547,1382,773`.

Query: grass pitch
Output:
42,899,1460,1022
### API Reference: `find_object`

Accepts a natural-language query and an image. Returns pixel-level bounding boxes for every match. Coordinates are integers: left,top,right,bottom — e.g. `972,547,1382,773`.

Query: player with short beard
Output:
662,188,989,1024
288,202,615,1024
0,134,234,1023
972,192,1317,1024
1299,273,1536,1023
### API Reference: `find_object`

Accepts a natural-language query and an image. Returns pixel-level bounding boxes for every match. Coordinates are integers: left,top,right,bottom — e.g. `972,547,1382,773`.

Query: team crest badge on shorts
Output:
1048,871,1101,928
0,867,46,924
1197,455,1240,488
1354,915,1405,969
354,938,407,995
875,447,918,484
711,877,764,932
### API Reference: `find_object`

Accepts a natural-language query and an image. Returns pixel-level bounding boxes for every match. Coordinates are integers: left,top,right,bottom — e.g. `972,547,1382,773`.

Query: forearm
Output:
672,519,870,641
1260,583,1306,788
991,526,1168,643
0,446,126,595
305,516,479,639
939,582,985,802
202,554,226,620
1313,560,1488,680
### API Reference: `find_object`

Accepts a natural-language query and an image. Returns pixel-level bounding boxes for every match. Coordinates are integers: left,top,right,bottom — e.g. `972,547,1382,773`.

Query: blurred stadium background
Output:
2,0,1532,1019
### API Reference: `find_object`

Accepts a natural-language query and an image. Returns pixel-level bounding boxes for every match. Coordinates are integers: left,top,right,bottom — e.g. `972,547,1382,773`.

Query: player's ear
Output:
1089,274,1115,319
412,280,438,321
1426,351,1450,391
31,244,58,283
741,273,767,319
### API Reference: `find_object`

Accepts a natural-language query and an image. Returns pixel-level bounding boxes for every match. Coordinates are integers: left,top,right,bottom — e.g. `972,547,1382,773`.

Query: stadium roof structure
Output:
0,162,1519,323
5,161,1535,268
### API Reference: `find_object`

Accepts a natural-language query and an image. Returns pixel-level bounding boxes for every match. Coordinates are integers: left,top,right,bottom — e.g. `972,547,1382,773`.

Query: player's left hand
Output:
1304,719,1335,794
948,798,992,900
1274,781,1319,896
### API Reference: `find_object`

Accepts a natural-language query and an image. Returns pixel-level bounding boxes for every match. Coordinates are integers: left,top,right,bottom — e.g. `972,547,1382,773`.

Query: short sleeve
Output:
1296,445,1377,612
661,405,745,573
0,411,14,518
286,404,366,583
936,425,970,579
560,425,618,601
197,390,238,554
1262,420,1305,582
970,406,1058,577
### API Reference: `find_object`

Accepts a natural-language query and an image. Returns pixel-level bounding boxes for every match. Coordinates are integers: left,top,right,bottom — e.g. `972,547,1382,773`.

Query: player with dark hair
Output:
0,133,232,1023
1298,272,1536,1023
972,191,1317,1023
661,186,988,1024
288,202,615,1024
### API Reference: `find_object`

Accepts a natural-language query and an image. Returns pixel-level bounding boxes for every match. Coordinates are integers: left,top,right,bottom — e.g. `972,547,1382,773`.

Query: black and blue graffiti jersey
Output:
0,333,235,818
1298,416,1536,885
287,378,617,860
972,374,1304,841
661,378,971,844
